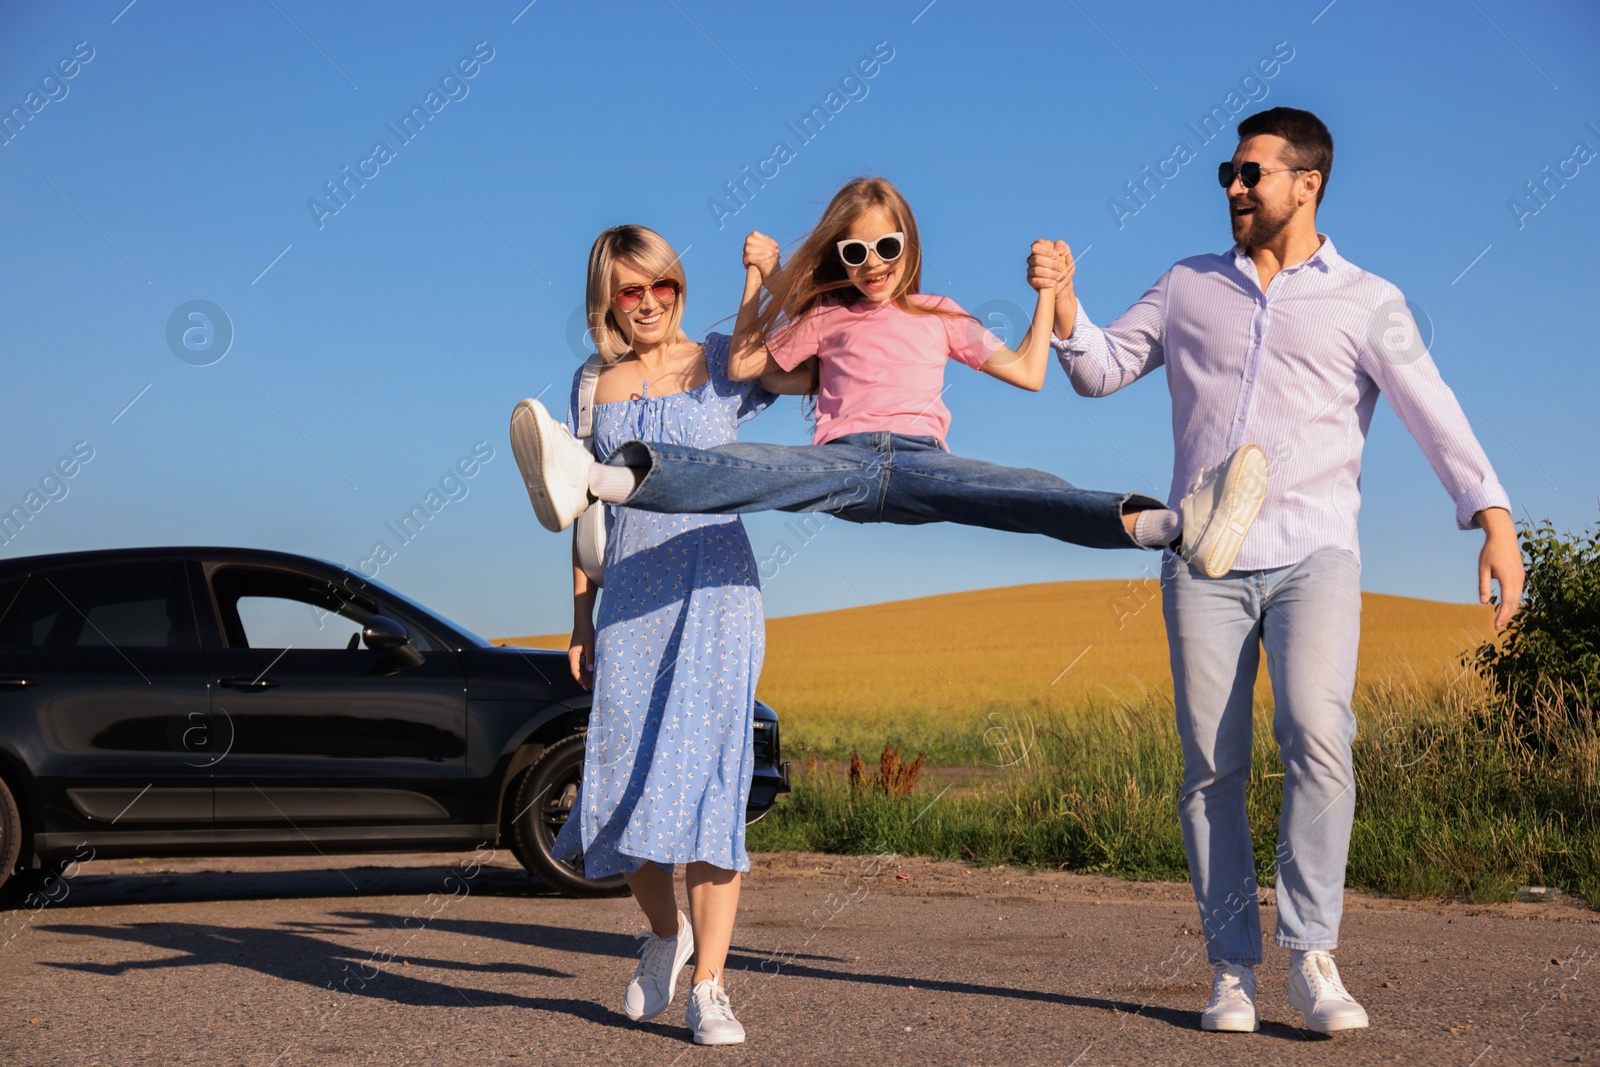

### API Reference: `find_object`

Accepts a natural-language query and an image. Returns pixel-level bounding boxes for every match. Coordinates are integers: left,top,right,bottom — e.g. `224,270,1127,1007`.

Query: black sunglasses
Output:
1217,161,1309,189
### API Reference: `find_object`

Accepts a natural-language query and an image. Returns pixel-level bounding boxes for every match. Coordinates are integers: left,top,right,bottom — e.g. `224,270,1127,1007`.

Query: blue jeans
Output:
1162,547,1362,964
609,432,1162,550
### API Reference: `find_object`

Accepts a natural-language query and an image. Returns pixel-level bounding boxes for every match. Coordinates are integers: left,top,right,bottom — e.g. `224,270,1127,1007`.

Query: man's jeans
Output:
608,432,1162,550
1162,547,1362,964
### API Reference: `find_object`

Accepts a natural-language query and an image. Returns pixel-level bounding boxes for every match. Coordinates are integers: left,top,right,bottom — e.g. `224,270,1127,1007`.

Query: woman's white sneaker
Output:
1178,443,1269,578
623,912,695,1023
686,979,745,1045
1200,962,1260,1032
509,397,594,532
1288,950,1370,1032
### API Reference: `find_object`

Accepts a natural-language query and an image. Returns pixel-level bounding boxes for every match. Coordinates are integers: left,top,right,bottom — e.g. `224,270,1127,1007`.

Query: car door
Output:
197,561,469,833
0,559,213,845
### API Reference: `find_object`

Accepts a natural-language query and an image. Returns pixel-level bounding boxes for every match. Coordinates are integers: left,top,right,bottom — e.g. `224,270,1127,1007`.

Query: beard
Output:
1230,196,1295,248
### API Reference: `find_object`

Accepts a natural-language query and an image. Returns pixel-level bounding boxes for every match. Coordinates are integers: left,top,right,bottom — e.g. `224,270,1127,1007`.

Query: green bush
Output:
1474,515,1600,716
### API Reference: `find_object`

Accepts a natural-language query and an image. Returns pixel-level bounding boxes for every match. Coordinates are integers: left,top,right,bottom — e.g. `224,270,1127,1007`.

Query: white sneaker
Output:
1288,950,1370,1032
622,912,694,1023
686,979,745,1045
1178,444,1269,578
510,397,594,532
1200,962,1260,1032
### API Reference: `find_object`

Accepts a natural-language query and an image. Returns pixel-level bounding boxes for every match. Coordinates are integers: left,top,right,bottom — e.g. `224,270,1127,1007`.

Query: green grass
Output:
749,680,1600,906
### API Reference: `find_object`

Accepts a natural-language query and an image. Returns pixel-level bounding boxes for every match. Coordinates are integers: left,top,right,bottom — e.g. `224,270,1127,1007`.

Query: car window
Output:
0,562,192,648
235,595,364,649
209,566,439,652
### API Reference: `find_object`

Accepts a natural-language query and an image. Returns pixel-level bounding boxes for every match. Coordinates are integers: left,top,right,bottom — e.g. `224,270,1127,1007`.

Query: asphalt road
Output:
1,850,1595,1066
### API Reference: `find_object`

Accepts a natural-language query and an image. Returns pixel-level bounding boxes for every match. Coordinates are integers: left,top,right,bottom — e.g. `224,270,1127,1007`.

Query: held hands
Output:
1027,239,1080,340
1027,239,1072,292
743,231,781,282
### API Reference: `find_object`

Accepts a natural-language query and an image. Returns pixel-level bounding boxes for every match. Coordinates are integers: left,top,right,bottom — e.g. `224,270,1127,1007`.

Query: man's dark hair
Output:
1237,107,1334,205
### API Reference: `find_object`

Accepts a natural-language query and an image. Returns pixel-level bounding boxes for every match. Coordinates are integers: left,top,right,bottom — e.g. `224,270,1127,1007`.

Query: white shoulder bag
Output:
572,354,607,587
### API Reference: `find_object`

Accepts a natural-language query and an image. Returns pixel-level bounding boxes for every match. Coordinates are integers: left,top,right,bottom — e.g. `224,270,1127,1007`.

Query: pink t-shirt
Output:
767,294,1004,446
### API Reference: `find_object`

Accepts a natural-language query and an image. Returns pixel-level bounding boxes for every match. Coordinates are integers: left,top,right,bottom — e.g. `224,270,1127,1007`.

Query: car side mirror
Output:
363,615,424,667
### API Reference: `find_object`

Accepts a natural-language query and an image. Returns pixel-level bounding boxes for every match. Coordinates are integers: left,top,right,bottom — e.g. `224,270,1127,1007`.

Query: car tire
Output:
0,777,22,896
510,734,628,898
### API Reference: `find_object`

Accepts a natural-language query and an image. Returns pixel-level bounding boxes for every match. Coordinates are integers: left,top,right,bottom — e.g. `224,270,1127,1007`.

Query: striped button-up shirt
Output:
1052,236,1511,570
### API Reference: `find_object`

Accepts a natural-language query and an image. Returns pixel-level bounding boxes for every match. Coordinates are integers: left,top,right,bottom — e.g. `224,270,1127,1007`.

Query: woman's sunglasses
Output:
836,231,905,267
1217,161,1309,189
614,278,681,312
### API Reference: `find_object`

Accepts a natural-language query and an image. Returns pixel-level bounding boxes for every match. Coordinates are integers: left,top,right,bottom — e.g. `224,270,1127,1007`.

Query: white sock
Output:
587,463,638,503
1132,508,1181,548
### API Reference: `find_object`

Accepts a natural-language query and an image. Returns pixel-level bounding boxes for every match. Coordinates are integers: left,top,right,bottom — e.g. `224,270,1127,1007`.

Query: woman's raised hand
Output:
743,231,781,281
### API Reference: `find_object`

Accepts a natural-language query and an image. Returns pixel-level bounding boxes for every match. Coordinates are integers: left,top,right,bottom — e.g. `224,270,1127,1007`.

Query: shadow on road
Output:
26,905,1324,1043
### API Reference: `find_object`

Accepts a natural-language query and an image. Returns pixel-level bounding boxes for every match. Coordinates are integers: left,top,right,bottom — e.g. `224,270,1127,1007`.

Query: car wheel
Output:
510,734,628,898
0,777,22,895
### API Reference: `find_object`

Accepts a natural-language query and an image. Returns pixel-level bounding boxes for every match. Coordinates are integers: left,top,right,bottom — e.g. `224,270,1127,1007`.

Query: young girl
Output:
513,178,1268,583
525,225,811,1045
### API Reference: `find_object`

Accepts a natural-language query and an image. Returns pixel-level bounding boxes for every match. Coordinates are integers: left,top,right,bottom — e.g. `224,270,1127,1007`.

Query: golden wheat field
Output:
507,578,1497,751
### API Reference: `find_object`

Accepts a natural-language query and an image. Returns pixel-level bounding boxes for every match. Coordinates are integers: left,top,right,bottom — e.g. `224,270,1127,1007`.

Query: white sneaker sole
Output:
623,920,696,1023
692,1028,746,1046
1288,988,1370,1032
1291,1006,1370,1033
510,399,571,533
1200,1012,1260,1033
1197,443,1268,578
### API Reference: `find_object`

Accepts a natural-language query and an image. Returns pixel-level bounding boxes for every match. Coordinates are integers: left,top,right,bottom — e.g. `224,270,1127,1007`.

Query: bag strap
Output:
575,353,603,447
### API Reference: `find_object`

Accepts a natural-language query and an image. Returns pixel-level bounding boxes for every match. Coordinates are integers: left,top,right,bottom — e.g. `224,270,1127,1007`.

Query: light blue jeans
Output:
610,432,1162,551
1161,547,1362,964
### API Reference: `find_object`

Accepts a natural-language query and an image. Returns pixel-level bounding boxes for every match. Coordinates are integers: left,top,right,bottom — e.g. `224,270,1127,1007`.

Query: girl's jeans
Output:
609,432,1162,550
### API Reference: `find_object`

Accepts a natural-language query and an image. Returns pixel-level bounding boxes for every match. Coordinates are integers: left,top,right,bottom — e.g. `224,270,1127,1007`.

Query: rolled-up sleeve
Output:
1357,289,1512,530
1050,271,1170,397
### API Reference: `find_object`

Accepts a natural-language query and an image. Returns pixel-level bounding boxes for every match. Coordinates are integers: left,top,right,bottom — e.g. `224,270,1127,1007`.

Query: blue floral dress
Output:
551,333,775,877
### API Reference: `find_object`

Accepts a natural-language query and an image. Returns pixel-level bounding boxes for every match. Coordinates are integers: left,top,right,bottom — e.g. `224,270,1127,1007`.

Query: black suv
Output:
0,547,787,897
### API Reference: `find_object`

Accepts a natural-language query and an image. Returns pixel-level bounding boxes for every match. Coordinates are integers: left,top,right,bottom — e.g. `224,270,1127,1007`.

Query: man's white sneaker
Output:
510,398,594,532
1178,443,1269,578
622,912,694,1023
686,979,745,1045
1200,962,1260,1032
1287,950,1370,1032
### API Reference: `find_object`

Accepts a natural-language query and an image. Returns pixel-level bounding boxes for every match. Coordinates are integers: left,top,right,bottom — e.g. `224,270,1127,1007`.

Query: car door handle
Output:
217,677,278,691
0,677,30,689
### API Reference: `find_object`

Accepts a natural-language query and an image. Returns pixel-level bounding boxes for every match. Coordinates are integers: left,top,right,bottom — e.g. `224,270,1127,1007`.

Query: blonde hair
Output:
754,177,967,341
584,225,689,362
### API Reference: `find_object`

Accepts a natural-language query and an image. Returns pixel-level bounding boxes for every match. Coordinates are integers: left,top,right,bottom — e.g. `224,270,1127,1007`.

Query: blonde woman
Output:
529,225,811,1045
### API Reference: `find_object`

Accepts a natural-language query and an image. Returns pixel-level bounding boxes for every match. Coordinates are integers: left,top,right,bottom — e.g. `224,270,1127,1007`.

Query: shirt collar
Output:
1229,233,1340,276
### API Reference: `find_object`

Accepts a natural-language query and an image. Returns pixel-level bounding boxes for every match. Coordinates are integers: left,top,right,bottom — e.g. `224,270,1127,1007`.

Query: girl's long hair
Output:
754,177,967,342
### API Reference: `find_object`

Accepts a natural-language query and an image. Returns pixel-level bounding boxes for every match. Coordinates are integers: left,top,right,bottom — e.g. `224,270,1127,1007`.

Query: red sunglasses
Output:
614,279,681,312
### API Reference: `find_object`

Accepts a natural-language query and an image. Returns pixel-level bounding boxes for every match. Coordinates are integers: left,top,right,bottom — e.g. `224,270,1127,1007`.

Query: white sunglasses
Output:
836,231,905,267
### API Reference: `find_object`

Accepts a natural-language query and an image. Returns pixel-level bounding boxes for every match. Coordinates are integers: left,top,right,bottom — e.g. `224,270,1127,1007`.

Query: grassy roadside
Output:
747,679,1600,907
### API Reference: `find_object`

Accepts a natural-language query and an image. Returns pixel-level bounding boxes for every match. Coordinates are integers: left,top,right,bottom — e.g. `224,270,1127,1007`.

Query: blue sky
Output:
2,0,1596,638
